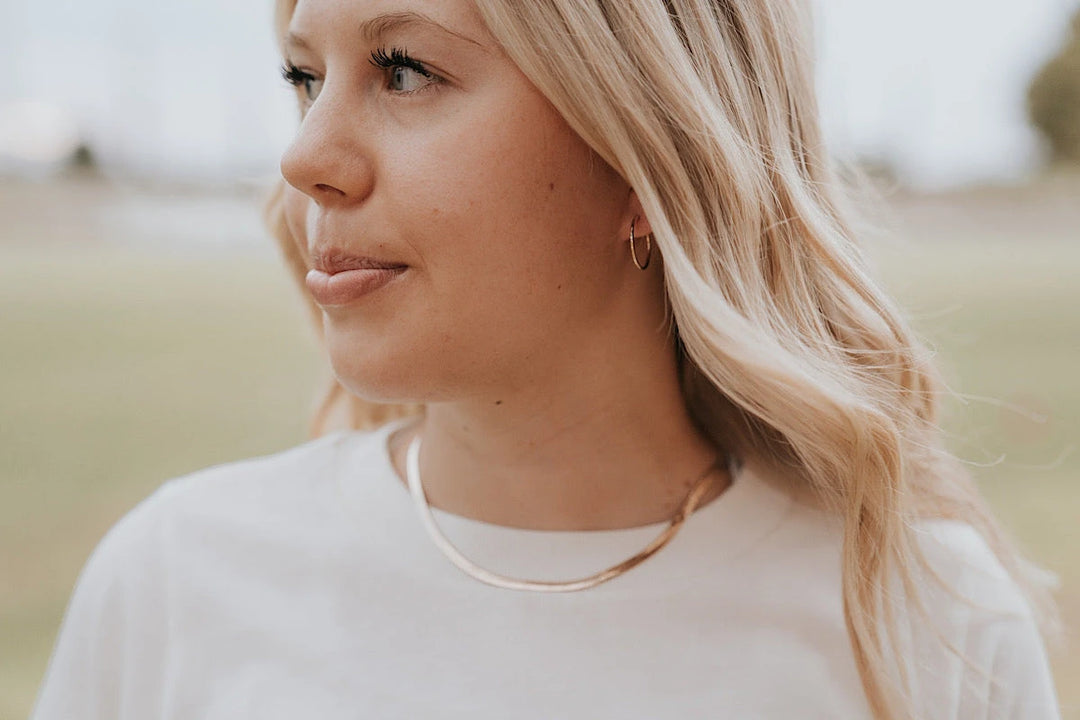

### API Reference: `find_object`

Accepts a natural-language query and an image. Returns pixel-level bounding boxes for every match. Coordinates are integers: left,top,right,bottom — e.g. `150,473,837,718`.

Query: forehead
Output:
286,0,495,50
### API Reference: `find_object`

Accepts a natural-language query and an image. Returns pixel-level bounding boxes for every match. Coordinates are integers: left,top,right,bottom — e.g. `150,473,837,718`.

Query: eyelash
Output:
279,45,440,101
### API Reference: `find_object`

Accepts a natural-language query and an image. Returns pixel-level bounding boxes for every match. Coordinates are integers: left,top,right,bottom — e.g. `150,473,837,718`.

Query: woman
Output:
31,0,1062,718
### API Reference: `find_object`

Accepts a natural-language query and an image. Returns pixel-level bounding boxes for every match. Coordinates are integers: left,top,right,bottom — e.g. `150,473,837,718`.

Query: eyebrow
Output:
284,10,487,53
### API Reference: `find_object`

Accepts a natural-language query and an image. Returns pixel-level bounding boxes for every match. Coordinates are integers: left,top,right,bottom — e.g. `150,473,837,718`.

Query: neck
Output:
387,345,731,532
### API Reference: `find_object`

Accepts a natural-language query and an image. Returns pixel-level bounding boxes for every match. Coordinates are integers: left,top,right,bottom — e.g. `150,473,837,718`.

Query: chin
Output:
322,316,500,404
328,349,416,405
324,333,441,405
336,375,423,405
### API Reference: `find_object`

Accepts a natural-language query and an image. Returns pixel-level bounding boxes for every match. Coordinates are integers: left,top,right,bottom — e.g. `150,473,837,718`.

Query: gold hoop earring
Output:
629,216,652,270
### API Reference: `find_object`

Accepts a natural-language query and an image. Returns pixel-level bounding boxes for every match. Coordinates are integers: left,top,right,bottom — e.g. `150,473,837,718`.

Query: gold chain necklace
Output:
405,434,730,593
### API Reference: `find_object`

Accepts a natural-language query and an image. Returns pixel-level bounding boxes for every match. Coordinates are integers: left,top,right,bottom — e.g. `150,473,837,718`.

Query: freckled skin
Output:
280,0,653,403
278,0,726,530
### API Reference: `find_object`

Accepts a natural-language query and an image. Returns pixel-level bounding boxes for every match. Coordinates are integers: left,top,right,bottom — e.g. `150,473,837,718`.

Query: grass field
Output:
1,176,1077,718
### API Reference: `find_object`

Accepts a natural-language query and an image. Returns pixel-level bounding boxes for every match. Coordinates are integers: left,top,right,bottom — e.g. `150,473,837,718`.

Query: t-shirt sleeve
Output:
980,604,1061,719
915,521,1062,720
29,485,173,720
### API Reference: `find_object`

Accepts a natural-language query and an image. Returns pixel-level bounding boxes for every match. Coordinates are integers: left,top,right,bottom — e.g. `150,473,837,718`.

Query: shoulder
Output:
31,427,396,719
902,519,1062,718
763,498,1040,625
909,519,1036,621
71,426,391,601
905,517,1054,661
154,429,360,508
753,500,1061,718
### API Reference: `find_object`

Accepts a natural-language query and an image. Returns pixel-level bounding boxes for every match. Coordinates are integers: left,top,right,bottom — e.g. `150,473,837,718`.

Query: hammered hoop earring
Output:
629,216,652,270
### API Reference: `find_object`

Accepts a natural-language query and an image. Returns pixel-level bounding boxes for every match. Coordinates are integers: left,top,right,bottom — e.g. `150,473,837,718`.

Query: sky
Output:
1,0,1078,189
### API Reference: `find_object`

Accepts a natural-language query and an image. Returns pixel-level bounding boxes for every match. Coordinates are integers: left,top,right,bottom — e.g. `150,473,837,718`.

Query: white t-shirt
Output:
30,419,1061,719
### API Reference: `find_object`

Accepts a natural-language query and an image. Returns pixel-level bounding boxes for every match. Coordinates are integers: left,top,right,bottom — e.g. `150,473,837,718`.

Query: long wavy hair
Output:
265,1,1062,717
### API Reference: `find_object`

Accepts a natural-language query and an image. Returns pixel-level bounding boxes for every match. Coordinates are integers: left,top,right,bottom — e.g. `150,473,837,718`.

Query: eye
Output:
280,62,323,104
368,46,441,95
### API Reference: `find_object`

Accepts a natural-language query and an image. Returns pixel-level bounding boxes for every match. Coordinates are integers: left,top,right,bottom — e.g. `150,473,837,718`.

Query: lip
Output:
310,247,406,274
305,266,406,306
306,248,408,306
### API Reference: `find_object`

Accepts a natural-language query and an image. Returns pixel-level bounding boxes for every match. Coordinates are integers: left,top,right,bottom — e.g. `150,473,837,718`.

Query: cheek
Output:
388,91,625,294
381,120,626,394
322,74,631,398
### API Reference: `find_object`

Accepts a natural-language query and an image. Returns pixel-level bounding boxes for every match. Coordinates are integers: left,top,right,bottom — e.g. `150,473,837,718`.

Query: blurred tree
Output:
61,142,102,179
1028,9,1080,165
70,143,98,170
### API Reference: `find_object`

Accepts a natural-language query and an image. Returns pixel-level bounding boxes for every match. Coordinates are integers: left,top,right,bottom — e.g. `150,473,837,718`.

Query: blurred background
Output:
1,0,1078,717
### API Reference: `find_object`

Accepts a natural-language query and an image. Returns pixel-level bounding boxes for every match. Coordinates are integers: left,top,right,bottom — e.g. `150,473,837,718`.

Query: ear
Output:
624,187,653,239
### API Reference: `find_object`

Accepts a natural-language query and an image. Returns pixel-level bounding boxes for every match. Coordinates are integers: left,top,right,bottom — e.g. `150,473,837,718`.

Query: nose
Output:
279,84,374,205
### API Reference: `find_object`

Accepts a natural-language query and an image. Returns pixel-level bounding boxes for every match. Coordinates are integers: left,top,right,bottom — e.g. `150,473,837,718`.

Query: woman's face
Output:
280,0,646,403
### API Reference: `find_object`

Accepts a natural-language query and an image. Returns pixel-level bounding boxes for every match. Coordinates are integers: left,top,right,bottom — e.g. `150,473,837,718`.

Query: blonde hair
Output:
265,1,1062,716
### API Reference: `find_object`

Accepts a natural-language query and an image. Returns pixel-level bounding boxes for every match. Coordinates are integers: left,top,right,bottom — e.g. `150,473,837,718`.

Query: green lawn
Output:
1,233,1077,718
0,245,326,719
